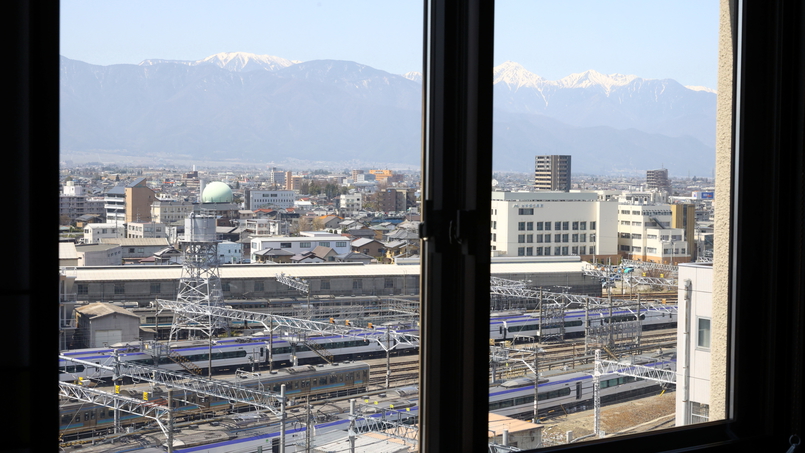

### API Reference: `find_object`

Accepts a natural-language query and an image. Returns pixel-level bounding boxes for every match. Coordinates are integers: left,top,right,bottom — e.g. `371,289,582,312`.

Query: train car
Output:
59,329,417,382
489,305,677,342
59,361,370,441
488,358,676,420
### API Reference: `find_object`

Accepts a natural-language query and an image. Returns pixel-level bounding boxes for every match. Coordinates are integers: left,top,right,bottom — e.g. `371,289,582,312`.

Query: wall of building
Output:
676,263,713,426
490,191,618,261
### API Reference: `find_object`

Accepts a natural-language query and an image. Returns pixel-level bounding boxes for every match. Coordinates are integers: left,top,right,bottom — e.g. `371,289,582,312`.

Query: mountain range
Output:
60,52,716,175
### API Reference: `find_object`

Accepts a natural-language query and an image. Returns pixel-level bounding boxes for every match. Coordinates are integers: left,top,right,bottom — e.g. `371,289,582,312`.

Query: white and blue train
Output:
489,305,677,343
59,305,676,382
59,328,418,382
489,357,677,420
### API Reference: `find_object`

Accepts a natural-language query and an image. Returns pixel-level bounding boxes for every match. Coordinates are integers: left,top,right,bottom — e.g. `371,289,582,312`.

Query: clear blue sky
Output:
61,0,718,88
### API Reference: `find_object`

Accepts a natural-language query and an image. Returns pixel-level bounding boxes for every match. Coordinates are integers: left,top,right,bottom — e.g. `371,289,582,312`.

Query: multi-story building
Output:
125,177,156,223
126,221,168,239
59,181,103,224
250,234,351,261
373,188,416,213
339,193,363,214
82,223,125,244
534,155,571,191
245,189,295,209
490,191,618,261
103,185,126,225
646,168,672,193
285,172,304,191
150,199,194,225
616,202,691,264
671,203,697,261
675,262,713,426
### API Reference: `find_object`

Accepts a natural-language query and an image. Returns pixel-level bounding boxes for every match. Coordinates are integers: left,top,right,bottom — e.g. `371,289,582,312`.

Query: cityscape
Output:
53,2,731,452
58,155,716,451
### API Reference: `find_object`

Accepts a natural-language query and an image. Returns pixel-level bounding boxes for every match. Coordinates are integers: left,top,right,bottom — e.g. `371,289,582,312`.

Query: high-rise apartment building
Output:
534,155,571,191
646,168,671,192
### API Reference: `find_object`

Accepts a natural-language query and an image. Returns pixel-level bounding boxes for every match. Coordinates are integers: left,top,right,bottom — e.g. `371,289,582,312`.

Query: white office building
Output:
490,191,619,261
247,190,295,209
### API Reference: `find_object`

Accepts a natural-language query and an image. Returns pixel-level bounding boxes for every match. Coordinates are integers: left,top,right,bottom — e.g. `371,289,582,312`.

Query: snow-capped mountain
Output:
59,53,716,174
402,71,422,83
139,51,300,72
492,61,716,147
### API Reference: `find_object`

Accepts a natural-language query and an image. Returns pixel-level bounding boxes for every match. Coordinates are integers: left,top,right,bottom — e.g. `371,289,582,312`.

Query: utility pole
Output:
279,384,286,453
348,399,357,453
532,347,541,424
167,388,174,453
385,329,391,389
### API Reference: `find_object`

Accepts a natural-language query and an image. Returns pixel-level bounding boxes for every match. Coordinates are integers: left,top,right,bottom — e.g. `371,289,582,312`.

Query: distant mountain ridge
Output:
139,51,301,72
59,52,716,175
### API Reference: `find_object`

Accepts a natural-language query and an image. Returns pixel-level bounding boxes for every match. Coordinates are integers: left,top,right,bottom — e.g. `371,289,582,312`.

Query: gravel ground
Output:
541,391,677,446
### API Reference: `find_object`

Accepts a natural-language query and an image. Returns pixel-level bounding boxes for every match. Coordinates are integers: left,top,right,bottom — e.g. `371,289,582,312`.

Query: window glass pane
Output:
60,1,422,449
491,0,720,446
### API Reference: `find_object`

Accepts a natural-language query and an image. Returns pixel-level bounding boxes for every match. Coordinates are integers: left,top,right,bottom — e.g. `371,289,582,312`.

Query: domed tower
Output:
201,181,234,203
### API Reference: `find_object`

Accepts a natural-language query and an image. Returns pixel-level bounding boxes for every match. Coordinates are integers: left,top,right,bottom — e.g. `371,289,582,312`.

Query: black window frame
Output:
419,0,805,452
7,0,803,451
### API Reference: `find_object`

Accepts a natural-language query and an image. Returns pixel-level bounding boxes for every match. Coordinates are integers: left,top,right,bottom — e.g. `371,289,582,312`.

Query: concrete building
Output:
245,189,295,209
69,258,598,304
126,221,168,239
616,203,691,264
74,302,141,348
125,177,156,223
83,222,125,244
534,155,571,191
285,172,304,191
75,244,123,266
372,188,416,213
99,238,172,263
490,191,619,261
671,203,697,261
103,184,126,225
676,262,712,426
217,240,243,264
150,199,194,225
488,413,543,450
250,234,351,261
59,181,104,224
339,193,363,214
647,168,672,193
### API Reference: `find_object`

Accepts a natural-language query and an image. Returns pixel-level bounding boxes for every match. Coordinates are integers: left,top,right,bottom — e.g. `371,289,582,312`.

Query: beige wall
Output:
710,0,735,422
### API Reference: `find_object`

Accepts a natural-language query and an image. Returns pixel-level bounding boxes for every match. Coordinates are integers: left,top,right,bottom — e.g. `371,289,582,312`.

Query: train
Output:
59,326,418,382
59,361,370,440
59,305,676,382
489,356,677,420
489,304,677,342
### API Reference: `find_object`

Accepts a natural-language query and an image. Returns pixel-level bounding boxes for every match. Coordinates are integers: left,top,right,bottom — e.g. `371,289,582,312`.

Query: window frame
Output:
419,0,805,452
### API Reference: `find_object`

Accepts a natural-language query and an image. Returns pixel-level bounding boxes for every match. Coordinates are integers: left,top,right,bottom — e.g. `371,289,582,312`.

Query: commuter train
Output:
489,357,676,420
59,361,369,440
59,305,675,382
59,328,415,382
489,305,677,343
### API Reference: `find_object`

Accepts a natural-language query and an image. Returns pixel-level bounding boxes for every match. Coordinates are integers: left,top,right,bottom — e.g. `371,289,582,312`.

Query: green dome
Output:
202,181,233,203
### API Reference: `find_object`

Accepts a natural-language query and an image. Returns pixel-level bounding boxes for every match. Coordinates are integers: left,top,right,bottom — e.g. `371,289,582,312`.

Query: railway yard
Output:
59,262,684,451
59,325,679,452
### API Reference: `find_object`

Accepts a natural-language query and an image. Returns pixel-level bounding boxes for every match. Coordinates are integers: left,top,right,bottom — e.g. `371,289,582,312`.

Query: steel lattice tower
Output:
168,214,227,341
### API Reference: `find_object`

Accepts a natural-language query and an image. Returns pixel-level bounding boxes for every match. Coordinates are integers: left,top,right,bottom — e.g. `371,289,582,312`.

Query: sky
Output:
60,0,719,89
